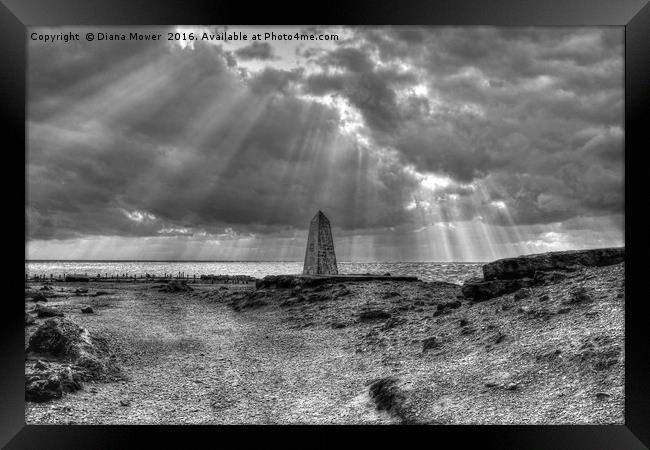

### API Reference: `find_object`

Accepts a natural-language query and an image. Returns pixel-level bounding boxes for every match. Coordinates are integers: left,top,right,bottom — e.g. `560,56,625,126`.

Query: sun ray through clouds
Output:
27,26,623,262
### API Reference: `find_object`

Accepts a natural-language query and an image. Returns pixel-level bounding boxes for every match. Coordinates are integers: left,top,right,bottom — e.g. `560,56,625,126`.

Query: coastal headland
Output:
24,248,624,424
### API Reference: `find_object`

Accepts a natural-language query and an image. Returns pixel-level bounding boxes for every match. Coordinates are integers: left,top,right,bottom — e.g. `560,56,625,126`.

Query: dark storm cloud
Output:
27,26,623,244
298,26,623,225
27,29,419,240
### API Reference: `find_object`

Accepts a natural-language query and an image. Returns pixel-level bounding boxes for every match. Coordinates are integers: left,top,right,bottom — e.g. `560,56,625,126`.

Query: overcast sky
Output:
26,26,624,261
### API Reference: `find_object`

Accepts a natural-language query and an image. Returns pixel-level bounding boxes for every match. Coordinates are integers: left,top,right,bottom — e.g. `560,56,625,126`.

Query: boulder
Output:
30,292,48,303
482,247,624,281
422,337,438,351
462,277,535,301
368,377,411,423
567,286,593,304
81,306,94,314
333,287,351,299
25,373,63,402
359,309,391,321
33,304,64,318
25,362,82,402
27,318,85,357
159,280,193,293
433,300,462,315
513,288,532,301
381,317,405,330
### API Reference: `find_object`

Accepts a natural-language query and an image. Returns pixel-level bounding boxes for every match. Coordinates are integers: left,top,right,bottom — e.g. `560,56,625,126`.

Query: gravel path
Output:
25,283,394,424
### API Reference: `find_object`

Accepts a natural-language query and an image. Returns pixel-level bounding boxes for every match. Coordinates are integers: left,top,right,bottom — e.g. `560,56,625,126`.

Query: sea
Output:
25,261,484,285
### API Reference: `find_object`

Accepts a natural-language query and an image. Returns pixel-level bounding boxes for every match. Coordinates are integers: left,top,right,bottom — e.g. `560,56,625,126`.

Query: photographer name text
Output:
31,31,339,43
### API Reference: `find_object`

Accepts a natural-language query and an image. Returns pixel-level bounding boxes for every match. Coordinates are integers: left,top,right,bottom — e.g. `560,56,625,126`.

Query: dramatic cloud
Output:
26,26,624,261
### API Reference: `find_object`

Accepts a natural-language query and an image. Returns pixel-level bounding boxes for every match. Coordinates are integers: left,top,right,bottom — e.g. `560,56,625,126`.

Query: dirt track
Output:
25,283,396,424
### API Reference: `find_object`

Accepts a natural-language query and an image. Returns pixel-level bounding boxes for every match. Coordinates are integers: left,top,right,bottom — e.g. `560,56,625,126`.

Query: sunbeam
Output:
27,26,623,262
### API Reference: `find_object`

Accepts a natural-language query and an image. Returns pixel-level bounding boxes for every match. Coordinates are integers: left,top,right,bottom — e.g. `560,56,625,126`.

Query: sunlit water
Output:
25,261,484,285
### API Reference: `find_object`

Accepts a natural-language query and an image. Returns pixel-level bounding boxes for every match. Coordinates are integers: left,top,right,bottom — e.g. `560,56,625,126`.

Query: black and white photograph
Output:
24,25,626,425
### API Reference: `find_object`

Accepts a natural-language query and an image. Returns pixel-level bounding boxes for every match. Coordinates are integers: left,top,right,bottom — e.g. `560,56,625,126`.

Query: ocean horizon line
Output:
25,259,488,264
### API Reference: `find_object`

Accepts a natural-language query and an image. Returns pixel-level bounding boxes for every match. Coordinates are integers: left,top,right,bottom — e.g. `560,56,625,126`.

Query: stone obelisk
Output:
303,210,338,275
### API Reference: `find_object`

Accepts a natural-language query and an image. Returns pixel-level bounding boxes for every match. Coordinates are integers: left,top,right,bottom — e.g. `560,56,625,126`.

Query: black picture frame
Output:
3,0,648,448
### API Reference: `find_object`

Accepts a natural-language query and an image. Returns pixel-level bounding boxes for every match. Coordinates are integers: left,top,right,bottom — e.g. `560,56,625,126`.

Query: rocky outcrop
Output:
462,278,536,302
482,247,624,281
463,247,624,301
25,318,121,402
25,362,82,402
